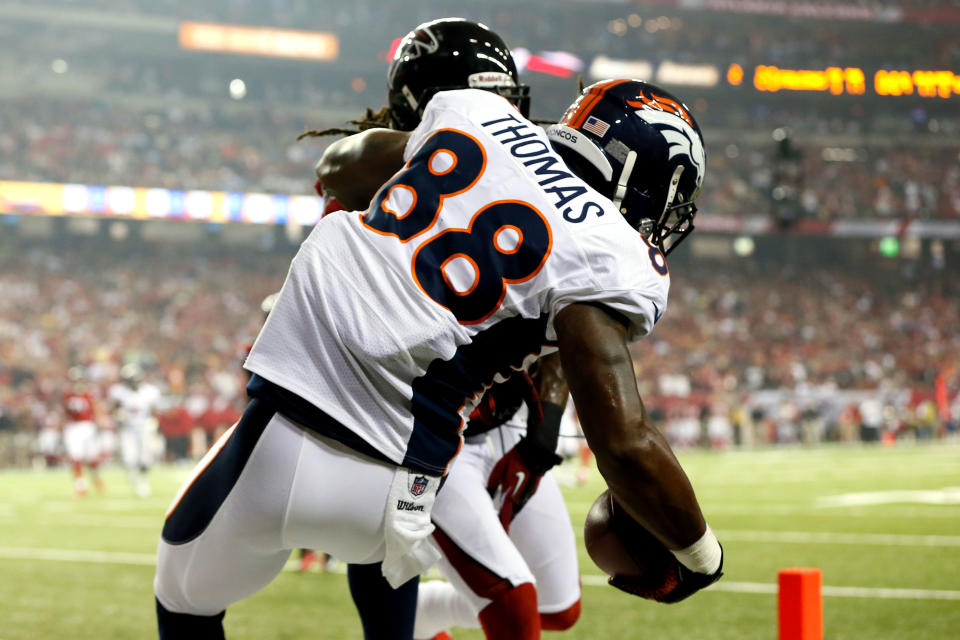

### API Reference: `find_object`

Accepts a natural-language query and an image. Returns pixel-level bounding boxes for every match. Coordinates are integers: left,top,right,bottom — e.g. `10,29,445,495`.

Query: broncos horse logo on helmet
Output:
547,79,706,255
387,18,530,131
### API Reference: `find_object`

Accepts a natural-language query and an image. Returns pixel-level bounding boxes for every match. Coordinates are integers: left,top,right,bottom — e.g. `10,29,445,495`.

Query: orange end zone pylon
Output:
778,568,823,640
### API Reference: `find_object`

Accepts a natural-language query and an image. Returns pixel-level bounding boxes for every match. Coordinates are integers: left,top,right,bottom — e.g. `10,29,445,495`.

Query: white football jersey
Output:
246,89,669,475
110,383,162,430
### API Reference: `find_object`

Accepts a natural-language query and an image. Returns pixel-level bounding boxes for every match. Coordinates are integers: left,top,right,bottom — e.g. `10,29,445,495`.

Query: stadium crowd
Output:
3,97,959,221
9,0,960,69
632,261,960,445
2,0,959,467
0,98,325,195
1,241,955,466
703,143,960,220
0,242,284,464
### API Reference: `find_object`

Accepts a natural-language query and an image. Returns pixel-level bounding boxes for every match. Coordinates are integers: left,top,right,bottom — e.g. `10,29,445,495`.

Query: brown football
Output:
584,489,677,585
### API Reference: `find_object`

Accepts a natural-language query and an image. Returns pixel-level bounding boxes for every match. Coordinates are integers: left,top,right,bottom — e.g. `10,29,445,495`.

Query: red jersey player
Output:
62,366,104,496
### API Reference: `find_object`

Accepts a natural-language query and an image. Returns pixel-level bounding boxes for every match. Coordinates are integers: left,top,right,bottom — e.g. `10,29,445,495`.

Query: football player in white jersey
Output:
110,363,162,497
407,79,714,639
327,77,721,640
298,20,538,639
154,47,723,640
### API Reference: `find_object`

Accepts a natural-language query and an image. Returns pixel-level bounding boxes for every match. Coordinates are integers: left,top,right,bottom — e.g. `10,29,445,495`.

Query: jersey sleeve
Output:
547,226,670,343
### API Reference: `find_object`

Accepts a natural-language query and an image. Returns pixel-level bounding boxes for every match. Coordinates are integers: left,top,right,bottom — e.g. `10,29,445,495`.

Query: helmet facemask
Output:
626,164,699,256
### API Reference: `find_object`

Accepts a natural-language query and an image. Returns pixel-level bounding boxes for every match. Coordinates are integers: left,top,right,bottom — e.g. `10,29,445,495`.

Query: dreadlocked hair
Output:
296,105,394,141
296,90,577,138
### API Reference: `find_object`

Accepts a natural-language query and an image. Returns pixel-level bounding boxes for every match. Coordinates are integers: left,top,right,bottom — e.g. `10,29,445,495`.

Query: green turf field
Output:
1,444,958,639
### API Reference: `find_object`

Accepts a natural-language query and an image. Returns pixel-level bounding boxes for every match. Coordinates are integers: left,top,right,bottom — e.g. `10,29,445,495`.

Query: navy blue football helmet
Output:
388,18,530,131
546,79,706,255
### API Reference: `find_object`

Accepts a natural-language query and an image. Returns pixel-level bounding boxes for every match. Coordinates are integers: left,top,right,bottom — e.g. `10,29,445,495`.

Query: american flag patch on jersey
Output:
582,116,610,137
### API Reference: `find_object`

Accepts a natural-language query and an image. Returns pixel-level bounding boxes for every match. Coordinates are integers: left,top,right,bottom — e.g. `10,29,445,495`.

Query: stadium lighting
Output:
607,19,628,36
588,55,653,81
179,22,339,61
726,64,744,86
108,221,129,242
229,78,247,100
733,236,756,257
878,236,900,258
50,59,68,74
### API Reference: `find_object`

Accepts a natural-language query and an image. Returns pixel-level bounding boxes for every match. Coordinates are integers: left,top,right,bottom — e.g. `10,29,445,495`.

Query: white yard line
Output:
566,501,960,518
710,503,960,518
0,546,156,566
817,489,960,507
0,513,160,528
7,511,958,546
579,576,960,600
716,529,960,547
1,545,957,601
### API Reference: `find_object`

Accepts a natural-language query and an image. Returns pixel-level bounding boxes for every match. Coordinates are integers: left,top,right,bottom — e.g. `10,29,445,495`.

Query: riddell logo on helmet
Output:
468,72,515,88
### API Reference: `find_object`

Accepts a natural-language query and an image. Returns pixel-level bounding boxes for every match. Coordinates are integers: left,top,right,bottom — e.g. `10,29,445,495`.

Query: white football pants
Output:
428,424,581,615
155,404,395,616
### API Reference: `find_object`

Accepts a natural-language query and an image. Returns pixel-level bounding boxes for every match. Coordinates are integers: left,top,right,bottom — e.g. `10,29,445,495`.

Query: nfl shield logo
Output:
410,475,428,497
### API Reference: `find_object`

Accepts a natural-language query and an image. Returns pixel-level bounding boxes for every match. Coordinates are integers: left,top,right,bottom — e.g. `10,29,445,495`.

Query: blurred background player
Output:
553,397,591,487
110,363,162,497
61,366,104,496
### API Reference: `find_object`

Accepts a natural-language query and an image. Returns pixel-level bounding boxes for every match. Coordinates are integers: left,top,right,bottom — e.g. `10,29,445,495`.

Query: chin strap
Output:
639,164,687,245
401,85,419,113
661,165,685,218
612,150,637,211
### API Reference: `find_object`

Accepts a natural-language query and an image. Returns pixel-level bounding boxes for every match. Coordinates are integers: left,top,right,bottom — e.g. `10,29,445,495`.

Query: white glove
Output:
381,467,442,588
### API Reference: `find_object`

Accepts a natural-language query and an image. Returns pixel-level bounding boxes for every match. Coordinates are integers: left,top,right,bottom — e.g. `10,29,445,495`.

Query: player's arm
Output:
555,302,722,600
529,351,567,448
314,129,411,211
485,355,565,531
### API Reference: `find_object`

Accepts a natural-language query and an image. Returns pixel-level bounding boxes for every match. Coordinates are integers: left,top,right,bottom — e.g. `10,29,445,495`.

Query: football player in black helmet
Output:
304,18,530,215
387,17,530,131
314,19,549,640
299,18,528,139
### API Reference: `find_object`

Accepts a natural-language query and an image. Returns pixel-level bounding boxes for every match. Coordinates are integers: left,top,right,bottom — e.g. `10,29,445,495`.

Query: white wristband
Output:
672,525,722,575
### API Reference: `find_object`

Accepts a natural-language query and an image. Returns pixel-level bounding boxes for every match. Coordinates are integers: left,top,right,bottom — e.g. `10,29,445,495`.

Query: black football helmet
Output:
387,18,530,131
546,79,706,255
